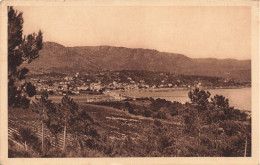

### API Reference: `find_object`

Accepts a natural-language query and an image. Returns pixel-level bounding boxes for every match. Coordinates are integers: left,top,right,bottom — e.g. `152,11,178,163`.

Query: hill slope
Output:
25,42,251,81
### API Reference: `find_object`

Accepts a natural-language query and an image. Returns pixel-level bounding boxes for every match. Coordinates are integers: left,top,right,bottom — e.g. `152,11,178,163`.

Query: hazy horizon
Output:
15,6,251,60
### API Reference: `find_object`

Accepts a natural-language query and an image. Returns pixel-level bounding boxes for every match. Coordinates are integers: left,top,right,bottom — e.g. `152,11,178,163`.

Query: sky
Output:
15,6,251,60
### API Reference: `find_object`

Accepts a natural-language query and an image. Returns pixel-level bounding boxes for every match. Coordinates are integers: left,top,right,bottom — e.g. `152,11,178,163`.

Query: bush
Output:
220,121,242,136
8,139,40,158
170,108,178,116
15,127,41,152
143,109,153,117
153,110,167,119
154,119,162,127
128,107,136,114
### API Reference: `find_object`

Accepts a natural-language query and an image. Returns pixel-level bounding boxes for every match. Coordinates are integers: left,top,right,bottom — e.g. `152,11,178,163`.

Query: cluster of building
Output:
31,74,103,95
30,70,243,96
31,76,182,96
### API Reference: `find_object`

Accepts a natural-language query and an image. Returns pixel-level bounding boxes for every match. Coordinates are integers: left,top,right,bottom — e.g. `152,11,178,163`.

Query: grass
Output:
81,103,158,140
8,97,251,157
8,101,181,157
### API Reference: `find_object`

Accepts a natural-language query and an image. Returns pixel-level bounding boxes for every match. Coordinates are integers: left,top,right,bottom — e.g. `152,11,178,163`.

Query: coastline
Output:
113,87,251,111
115,85,251,92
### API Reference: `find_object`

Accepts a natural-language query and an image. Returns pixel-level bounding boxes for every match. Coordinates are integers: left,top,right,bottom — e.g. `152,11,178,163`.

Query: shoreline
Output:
112,87,251,111
35,87,251,111
115,86,251,92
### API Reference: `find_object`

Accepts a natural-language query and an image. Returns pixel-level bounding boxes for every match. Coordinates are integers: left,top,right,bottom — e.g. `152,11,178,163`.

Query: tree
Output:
60,96,78,151
188,88,211,111
44,103,63,148
211,94,234,120
148,120,176,156
8,6,43,108
211,94,229,109
32,91,54,153
59,96,100,151
187,88,211,156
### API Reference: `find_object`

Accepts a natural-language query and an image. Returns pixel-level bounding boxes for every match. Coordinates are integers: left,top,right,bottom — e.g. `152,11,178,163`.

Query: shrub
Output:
170,108,178,116
128,106,136,114
153,110,167,119
220,121,241,136
16,127,41,152
143,109,153,117
154,119,162,127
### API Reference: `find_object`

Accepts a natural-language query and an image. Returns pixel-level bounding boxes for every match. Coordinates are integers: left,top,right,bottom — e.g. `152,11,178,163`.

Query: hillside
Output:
25,42,251,81
8,97,251,157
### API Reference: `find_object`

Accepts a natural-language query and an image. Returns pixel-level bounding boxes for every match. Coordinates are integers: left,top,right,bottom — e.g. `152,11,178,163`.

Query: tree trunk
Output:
24,141,27,151
197,114,201,157
215,127,218,156
198,129,200,156
244,136,247,157
41,121,44,153
63,121,67,151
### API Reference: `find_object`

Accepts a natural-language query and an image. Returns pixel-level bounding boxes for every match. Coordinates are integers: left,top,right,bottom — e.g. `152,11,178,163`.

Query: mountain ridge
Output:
25,42,251,81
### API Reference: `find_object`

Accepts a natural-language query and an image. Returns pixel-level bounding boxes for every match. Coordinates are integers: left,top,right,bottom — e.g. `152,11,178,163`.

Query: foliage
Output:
32,91,55,125
32,91,56,153
60,96,79,131
58,96,100,151
8,140,40,158
183,109,197,134
8,6,43,108
149,120,176,155
12,127,41,152
153,109,167,119
211,94,229,109
9,88,251,157
188,87,211,111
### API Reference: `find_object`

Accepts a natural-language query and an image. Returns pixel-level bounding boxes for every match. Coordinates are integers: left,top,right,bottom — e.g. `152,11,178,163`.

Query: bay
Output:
115,87,251,110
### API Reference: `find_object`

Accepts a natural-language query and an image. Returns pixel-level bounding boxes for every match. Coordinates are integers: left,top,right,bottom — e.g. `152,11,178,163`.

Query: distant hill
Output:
25,42,251,81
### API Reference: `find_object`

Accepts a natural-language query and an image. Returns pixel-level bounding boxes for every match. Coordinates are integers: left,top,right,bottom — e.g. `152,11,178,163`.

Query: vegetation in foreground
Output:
9,87,251,157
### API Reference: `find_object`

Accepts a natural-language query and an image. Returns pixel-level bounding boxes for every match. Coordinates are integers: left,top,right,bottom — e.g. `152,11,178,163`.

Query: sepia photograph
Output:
0,0,259,164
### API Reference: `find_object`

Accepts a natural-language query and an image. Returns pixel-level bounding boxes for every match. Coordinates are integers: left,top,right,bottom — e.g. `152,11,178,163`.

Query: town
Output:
27,70,251,97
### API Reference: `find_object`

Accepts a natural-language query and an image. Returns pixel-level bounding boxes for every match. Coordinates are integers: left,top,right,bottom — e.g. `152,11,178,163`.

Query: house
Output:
77,85,89,91
71,90,80,95
62,84,68,90
90,83,102,91
143,85,149,88
64,76,73,81
196,83,202,88
112,81,117,86
75,72,80,77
